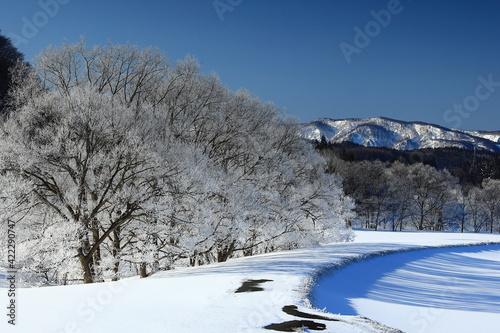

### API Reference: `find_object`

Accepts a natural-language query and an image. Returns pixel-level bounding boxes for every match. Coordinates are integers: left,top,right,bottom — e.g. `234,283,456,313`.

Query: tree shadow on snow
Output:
312,244,500,315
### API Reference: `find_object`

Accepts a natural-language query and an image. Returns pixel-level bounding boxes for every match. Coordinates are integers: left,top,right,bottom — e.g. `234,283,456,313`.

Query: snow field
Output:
313,245,500,333
1,230,500,332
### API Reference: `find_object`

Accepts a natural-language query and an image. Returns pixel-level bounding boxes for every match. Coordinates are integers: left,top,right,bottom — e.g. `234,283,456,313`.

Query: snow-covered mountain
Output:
301,117,500,152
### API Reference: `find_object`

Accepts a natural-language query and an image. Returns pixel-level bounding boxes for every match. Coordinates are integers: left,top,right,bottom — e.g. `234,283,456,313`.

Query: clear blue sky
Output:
2,0,500,130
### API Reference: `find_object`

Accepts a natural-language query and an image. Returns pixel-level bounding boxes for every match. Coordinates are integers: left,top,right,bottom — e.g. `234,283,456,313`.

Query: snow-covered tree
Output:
0,41,354,284
478,178,500,233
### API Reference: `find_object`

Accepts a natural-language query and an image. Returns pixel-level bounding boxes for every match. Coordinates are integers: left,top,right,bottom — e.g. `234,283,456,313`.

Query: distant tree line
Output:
316,138,500,233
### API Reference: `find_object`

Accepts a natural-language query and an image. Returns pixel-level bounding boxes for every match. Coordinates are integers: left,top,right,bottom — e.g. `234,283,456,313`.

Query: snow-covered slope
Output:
301,117,500,152
313,243,500,333
2,230,500,333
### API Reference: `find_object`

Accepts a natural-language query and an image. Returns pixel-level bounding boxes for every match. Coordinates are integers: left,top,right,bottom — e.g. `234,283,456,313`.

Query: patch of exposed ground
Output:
264,319,326,332
264,305,341,331
235,279,273,293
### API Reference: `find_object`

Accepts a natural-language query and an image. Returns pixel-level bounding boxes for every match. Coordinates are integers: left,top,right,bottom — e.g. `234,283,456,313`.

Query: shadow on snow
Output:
312,244,500,315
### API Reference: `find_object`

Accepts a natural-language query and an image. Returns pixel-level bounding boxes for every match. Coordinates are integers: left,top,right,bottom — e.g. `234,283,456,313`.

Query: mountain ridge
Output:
301,117,500,152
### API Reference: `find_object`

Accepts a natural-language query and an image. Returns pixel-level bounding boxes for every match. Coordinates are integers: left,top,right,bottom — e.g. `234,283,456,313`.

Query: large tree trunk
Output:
418,205,425,230
111,227,121,281
77,248,95,284
217,241,236,263
91,221,102,281
139,263,148,278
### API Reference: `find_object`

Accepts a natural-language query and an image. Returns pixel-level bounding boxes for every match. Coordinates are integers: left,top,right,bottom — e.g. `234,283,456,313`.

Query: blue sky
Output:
2,0,500,130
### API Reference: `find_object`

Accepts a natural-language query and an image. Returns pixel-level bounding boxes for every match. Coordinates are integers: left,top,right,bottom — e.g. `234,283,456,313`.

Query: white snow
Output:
1,230,500,332
313,244,500,333
301,117,500,152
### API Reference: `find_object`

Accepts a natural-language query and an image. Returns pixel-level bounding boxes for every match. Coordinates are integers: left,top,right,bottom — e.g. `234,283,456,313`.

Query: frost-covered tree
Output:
403,163,456,230
479,178,500,233
0,41,354,284
1,88,170,283
386,162,413,231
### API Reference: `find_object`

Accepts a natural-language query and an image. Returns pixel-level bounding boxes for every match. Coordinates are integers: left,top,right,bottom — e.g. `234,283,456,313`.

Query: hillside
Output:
301,117,500,152
2,230,500,333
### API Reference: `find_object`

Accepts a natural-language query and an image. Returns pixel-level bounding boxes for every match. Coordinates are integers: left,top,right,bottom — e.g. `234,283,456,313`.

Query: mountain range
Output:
301,117,500,152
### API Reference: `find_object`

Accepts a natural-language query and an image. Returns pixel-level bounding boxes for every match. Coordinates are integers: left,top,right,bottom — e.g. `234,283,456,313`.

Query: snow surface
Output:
301,117,500,152
312,245,500,333
1,230,500,332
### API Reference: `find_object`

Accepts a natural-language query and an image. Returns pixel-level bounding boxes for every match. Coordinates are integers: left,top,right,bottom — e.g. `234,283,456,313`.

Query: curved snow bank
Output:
1,230,500,332
310,238,500,333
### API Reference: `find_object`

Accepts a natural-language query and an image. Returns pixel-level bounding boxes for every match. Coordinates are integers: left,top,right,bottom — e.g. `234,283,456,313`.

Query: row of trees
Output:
0,41,354,285
321,149,500,233
317,139,500,187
